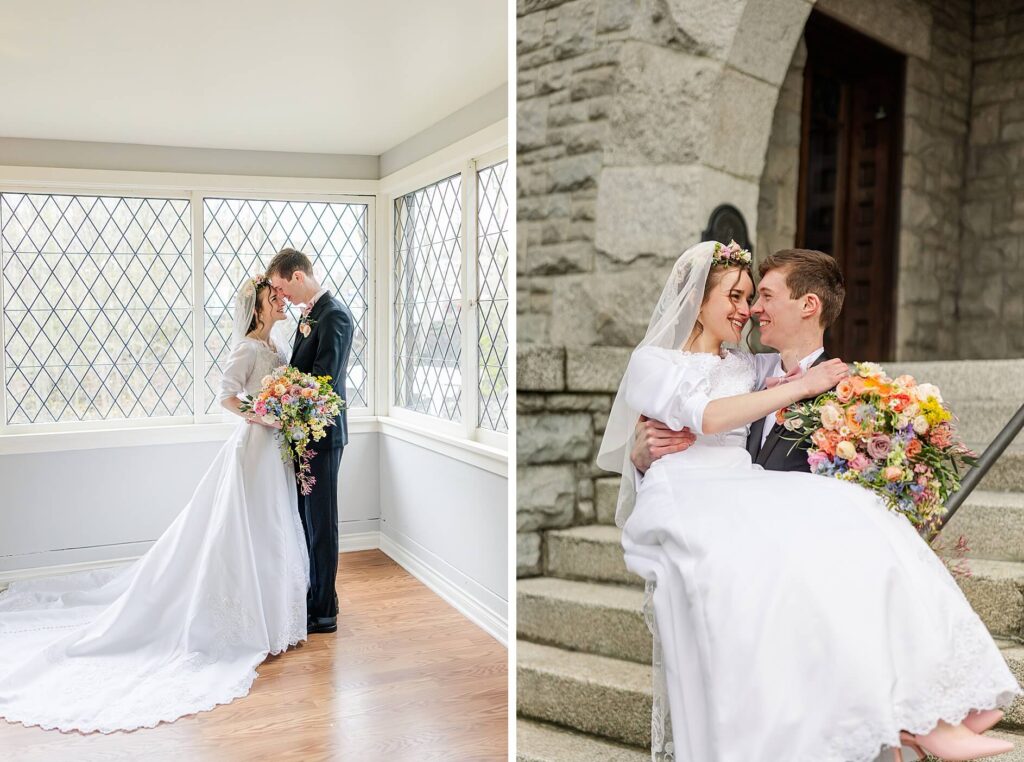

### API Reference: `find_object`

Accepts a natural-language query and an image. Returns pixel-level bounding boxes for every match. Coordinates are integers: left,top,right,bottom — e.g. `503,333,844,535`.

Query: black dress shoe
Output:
306,616,337,634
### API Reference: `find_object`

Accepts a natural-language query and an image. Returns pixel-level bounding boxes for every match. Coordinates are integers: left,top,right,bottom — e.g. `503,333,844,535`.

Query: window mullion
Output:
190,192,205,420
0,194,7,431
461,161,479,440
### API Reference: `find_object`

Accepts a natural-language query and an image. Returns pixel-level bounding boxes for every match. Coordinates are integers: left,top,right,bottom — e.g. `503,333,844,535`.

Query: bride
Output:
0,275,309,733
597,241,1021,762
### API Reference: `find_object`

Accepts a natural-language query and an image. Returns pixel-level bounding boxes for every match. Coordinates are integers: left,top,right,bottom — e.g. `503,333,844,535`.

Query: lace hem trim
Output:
823,686,1023,762
0,632,307,735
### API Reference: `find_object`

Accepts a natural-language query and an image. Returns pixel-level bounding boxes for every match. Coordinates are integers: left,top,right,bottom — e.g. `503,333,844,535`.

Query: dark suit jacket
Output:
746,351,830,472
291,291,354,450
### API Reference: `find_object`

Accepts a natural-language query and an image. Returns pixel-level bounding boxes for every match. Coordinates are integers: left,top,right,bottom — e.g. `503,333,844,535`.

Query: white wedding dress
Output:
622,347,1022,762
0,337,309,734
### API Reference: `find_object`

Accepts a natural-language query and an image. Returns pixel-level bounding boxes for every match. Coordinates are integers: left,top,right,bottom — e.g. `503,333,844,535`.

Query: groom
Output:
631,248,846,474
267,248,353,635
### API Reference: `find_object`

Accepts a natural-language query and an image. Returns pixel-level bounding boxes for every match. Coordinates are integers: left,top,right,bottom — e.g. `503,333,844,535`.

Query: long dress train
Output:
0,337,309,733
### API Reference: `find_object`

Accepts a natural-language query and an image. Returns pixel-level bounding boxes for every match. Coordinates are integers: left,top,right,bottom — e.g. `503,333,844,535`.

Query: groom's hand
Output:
631,416,696,474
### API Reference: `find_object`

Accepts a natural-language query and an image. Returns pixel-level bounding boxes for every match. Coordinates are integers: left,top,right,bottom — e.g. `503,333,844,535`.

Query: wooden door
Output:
798,11,904,361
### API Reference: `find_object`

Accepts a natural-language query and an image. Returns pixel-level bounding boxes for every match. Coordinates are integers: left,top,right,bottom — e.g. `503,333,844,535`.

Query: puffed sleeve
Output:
624,347,714,435
218,341,257,402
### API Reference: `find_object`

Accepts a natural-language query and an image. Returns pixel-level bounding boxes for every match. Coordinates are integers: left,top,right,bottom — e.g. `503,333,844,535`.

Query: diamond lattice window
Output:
0,193,193,425
203,198,369,413
393,175,463,421
476,161,509,433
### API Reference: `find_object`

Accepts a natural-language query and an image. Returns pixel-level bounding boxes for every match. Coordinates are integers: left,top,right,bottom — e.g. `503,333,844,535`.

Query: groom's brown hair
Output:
266,247,313,280
758,249,845,328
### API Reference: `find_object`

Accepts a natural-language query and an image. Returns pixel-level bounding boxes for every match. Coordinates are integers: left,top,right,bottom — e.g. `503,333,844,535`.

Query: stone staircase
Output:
517,360,1024,760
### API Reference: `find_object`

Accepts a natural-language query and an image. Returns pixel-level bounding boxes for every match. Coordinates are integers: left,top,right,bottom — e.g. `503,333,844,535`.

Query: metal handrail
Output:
931,401,1024,539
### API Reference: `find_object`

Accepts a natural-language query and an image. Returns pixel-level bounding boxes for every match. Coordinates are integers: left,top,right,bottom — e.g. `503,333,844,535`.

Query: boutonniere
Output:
298,314,317,338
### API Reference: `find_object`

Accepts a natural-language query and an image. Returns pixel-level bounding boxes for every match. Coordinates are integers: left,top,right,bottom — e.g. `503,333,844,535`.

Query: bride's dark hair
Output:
246,280,272,336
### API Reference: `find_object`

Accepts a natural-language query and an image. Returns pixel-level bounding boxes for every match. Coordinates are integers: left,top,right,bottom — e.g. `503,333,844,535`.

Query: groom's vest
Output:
746,352,830,473
291,292,353,450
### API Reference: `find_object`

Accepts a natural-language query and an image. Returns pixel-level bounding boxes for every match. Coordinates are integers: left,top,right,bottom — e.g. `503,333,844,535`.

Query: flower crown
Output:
239,274,271,299
712,240,752,268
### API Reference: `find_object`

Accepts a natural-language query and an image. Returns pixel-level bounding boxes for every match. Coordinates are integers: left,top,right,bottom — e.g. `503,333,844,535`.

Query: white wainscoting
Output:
378,436,508,645
0,430,381,575
0,428,509,646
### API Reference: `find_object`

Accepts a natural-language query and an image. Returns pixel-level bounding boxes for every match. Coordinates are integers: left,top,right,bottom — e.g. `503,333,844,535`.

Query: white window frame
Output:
0,167,377,449
0,128,510,478
471,147,511,447
191,189,376,423
381,142,509,452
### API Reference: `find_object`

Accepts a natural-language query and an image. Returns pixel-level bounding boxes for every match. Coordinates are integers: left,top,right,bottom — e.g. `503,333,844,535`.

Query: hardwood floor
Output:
0,550,508,761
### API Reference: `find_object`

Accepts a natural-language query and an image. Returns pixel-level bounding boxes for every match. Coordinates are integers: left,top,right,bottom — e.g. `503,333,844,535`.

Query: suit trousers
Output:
298,445,343,620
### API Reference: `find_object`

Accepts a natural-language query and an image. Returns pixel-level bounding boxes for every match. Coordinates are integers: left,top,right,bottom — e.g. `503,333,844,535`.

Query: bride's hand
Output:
799,358,849,397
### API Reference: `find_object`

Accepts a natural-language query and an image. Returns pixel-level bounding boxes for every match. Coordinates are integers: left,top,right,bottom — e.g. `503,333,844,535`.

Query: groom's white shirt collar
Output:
304,287,328,313
759,346,825,447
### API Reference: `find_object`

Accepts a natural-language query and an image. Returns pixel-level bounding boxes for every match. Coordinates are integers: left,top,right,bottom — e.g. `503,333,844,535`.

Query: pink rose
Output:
883,466,903,482
807,451,829,471
849,454,871,472
835,378,856,403
866,435,891,460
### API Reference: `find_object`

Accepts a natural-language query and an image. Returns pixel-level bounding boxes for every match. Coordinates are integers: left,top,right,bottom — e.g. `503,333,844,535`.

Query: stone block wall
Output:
896,0,973,359
516,345,629,575
754,40,806,265
517,0,1021,576
959,0,1024,357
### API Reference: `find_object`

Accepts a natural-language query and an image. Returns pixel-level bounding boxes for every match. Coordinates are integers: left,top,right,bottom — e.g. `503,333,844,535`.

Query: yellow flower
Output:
919,397,951,426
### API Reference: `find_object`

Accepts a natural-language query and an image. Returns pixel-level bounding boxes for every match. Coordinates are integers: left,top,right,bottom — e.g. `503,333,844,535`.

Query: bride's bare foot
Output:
901,720,1013,761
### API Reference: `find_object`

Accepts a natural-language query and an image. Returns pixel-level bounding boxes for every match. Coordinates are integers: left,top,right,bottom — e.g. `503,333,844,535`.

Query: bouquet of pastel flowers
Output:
779,362,977,536
240,366,345,495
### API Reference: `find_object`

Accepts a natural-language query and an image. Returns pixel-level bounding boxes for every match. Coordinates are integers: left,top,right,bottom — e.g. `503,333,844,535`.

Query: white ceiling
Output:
0,0,507,155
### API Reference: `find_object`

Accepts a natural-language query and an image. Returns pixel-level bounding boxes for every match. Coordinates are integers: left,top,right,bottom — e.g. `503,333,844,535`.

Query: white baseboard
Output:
339,530,380,552
379,532,508,647
0,555,137,590
0,530,381,592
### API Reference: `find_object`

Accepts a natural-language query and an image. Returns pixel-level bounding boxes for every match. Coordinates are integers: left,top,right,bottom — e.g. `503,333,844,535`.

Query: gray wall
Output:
379,85,508,176
0,431,380,574
379,437,508,624
958,2,1024,358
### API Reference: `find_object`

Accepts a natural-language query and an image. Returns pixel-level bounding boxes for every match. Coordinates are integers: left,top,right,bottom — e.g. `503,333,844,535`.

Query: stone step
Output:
545,525,1024,638
516,718,649,762
978,448,1024,493
950,401,1024,451
884,359,1024,403
958,558,1024,638
517,640,651,748
518,637,1024,751
518,576,650,664
545,524,642,586
941,491,1024,561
